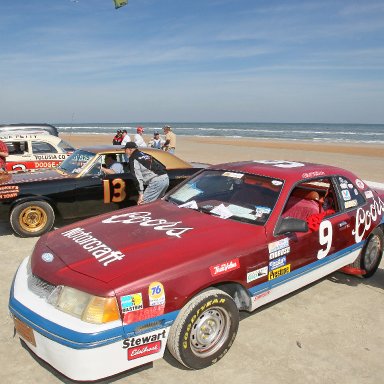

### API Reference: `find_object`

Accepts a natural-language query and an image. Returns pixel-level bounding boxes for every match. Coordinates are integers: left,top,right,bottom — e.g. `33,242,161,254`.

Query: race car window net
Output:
167,170,283,225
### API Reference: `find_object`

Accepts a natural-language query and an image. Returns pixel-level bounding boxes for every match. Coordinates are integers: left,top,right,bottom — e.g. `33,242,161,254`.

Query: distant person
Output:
134,126,147,147
112,130,123,145
162,125,176,153
148,132,165,149
101,154,124,174
12,142,24,154
0,139,9,172
124,142,169,205
120,130,131,146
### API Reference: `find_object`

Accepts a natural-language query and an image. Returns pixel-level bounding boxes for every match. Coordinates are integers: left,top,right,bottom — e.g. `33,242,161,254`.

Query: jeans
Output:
143,174,170,203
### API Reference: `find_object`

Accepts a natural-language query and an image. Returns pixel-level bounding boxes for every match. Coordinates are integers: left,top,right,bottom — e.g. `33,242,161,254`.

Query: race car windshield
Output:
58,150,96,174
166,170,283,225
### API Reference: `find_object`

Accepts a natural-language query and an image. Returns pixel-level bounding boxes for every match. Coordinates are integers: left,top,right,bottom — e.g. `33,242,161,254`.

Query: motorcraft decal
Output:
102,212,193,238
210,258,240,277
268,238,290,260
61,227,125,266
352,196,384,243
0,185,19,199
269,256,287,271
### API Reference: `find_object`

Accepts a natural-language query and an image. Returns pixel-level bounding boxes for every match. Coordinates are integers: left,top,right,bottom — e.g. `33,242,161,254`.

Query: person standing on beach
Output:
124,142,169,205
133,126,147,147
0,139,9,172
120,130,131,146
162,125,176,153
112,130,123,145
149,132,164,149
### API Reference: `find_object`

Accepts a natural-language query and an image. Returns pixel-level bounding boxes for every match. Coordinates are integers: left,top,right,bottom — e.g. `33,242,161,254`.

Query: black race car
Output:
0,146,207,237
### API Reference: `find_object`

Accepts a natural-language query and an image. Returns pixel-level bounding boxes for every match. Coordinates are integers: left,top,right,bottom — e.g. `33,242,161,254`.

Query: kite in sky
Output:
113,0,128,9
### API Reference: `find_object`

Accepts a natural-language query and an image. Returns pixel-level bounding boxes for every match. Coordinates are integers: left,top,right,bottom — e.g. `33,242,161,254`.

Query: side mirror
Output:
275,217,308,235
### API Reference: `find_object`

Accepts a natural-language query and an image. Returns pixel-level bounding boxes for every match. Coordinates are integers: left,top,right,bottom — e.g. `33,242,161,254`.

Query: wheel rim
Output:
19,206,48,233
189,306,231,357
364,234,381,271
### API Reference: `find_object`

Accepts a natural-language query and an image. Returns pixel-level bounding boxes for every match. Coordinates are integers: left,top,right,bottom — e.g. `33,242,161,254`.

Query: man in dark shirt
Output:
124,142,169,205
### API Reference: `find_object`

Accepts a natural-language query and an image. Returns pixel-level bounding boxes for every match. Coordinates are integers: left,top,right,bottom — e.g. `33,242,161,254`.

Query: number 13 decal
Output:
103,178,126,203
317,220,333,259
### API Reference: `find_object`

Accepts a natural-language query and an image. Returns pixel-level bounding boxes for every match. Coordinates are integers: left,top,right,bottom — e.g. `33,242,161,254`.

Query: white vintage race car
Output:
1,133,75,172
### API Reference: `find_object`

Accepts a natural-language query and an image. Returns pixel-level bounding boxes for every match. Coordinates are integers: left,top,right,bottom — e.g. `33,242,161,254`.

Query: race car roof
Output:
210,160,353,181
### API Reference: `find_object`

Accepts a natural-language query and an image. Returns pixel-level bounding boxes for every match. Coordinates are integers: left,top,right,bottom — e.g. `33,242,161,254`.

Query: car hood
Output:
0,169,70,185
34,200,265,286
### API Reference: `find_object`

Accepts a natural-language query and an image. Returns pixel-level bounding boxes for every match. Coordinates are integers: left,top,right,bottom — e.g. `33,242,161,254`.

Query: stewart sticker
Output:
210,258,240,277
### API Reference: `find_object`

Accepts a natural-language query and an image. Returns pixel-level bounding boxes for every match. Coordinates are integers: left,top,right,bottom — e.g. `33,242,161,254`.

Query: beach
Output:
1,134,384,384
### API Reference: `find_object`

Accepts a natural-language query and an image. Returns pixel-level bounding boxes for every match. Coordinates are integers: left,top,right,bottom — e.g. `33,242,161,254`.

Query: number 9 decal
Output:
317,220,333,259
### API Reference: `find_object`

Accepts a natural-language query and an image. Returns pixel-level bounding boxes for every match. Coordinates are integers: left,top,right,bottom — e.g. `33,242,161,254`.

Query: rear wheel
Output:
10,201,55,237
360,228,383,278
167,288,239,369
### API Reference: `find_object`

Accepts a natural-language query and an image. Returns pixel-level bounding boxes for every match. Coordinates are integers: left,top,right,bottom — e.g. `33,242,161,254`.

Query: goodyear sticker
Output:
121,293,143,313
268,264,291,280
148,282,165,307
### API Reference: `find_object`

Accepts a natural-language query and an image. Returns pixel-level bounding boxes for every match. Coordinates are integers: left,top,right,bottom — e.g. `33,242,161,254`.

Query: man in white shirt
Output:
101,154,124,174
120,130,131,146
134,126,147,147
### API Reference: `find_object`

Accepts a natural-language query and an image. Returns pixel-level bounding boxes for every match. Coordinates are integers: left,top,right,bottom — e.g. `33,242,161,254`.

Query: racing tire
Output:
360,228,383,278
10,201,55,237
167,288,239,369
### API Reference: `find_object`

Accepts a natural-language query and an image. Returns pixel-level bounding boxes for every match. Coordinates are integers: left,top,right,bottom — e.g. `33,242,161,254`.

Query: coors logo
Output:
210,258,240,277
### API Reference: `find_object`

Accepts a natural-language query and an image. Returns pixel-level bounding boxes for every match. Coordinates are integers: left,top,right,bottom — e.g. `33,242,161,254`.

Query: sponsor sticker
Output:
302,171,325,178
148,282,165,307
0,185,19,199
365,190,373,199
268,238,290,260
268,264,291,280
255,206,271,215
252,290,271,302
210,258,240,277
269,256,286,271
123,304,165,325
128,341,162,360
345,200,358,209
342,190,351,201
121,293,143,313
247,266,268,283
355,179,365,189
222,172,243,178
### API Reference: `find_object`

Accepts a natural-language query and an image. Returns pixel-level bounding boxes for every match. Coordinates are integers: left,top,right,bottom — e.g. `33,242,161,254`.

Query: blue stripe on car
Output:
248,241,364,297
9,282,178,350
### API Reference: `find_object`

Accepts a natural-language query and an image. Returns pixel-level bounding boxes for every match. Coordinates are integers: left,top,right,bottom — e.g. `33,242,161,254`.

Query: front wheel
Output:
167,288,239,369
10,201,55,237
360,228,383,278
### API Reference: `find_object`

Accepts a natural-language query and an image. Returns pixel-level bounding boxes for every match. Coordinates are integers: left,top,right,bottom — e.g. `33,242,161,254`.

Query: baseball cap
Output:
124,142,138,149
137,126,144,133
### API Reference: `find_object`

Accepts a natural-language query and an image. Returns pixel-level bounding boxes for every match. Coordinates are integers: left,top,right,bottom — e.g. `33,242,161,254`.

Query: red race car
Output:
9,160,384,381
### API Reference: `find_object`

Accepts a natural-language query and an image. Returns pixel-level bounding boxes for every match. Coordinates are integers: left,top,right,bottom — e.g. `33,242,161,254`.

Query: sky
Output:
1,0,384,124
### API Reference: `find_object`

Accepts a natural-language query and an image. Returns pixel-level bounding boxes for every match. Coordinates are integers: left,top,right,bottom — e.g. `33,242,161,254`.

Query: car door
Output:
271,177,358,289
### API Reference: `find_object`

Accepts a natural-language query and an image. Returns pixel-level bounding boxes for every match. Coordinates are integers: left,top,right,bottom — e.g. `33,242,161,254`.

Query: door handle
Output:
338,221,348,228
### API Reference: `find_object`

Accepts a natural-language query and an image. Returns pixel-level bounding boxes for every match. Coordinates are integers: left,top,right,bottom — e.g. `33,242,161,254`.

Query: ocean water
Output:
56,122,384,144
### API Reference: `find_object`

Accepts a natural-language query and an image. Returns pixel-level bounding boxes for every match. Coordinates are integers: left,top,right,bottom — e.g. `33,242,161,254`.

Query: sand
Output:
1,133,383,383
